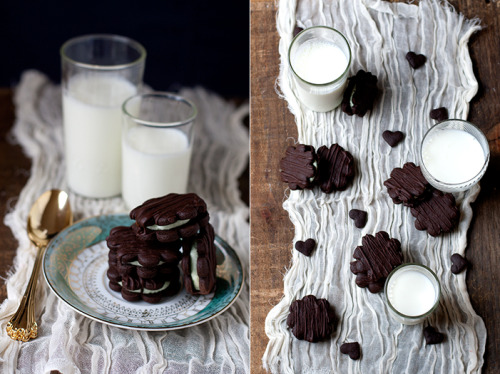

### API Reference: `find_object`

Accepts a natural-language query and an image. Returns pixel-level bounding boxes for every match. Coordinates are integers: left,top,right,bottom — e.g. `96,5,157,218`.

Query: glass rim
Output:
60,34,147,70
288,26,352,87
122,92,198,128
384,263,441,320
419,119,490,188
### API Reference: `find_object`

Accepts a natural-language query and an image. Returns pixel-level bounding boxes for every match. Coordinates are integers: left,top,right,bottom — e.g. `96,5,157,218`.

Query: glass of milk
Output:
385,264,441,325
61,34,146,198
121,92,197,209
288,26,351,112
420,119,490,192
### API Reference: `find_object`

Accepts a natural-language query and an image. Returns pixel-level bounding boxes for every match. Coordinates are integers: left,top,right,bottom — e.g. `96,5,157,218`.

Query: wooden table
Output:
251,1,500,373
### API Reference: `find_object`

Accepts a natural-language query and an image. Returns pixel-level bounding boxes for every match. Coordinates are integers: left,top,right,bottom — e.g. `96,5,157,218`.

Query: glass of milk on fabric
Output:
121,92,197,209
420,119,490,192
288,26,351,112
385,264,441,325
61,34,146,198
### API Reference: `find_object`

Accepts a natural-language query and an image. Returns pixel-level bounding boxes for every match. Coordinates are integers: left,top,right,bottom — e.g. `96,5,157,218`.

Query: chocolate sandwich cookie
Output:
279,144,318,190
108,266,181,291
111,274,181,304
384,162,432,207
350,231,403,293
181,224,217,295
130,193,210,243
316,144,355,193
410,189,459,237
286,295,335,342
341,70,378,117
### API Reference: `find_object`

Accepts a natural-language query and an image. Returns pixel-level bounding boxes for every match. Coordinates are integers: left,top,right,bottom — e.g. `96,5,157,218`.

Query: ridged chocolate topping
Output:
384,162,432,206
317,144,355,193
130,193,207,227
410,189,459,236
182,224,217,295
279,144,317,190
350,231,403,293
286,295,335,343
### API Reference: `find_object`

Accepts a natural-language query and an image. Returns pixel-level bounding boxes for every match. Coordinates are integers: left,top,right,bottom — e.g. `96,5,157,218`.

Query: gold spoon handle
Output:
6,245,45,342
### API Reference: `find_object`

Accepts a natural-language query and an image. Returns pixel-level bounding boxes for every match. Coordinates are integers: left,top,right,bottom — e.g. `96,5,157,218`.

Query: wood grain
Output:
250,1,500,373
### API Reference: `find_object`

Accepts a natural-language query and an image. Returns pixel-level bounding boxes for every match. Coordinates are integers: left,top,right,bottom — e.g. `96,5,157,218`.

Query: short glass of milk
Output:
61,34,146,198
420,119,490,192
288,26,351,112
385,264,441,325
121,92,197,209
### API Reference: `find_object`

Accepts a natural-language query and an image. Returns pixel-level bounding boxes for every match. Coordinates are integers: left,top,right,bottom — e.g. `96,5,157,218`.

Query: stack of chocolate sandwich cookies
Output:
106,193,217,303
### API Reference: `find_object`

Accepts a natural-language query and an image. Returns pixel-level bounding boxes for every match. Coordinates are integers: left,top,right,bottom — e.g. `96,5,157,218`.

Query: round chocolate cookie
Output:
130,193,210,243
279,144,318,190
181,224,217,295
286,295,335,342
316,144,355,193
384,162,432,207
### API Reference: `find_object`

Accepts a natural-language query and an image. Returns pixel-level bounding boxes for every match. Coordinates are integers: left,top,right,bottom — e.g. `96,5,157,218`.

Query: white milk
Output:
387,270,437,317
422,128,485,184
63,74,137,198
290,39,349,112
122,126,192,209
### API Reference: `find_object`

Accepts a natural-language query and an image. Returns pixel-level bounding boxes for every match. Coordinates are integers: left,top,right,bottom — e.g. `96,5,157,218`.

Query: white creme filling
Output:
118,280,170,294
127,260,165,267
309,161,318,182
190,242,200,291
147,219,190,231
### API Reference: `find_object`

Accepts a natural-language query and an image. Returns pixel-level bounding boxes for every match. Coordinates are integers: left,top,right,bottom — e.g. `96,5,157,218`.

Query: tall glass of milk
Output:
288,26,351,112
420,119,490,192
385,264,441,325
121,92,197,209
61,34,146,198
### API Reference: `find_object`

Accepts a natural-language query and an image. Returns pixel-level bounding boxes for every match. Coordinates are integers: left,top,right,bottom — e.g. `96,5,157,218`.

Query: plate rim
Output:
42,213,244,331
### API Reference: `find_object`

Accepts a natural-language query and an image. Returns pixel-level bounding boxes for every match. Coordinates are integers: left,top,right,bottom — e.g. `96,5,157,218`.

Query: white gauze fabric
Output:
263,0,486,373
0,70,249,374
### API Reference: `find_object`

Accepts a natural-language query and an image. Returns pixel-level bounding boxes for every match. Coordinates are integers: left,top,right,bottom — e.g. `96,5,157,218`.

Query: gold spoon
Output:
6,189,73,342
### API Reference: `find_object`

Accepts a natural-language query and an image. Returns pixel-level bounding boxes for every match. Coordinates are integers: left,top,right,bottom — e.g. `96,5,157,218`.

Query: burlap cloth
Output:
0,70,249,373
263,0,486,373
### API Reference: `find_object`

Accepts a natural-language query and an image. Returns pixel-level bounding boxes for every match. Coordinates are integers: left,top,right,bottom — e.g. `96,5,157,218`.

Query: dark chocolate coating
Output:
116,278,181,304
286,295,335,342
130,192,207,229
406,51,427,69
279,144,317,190
430,107,449,121
295,238,316,257
382,130,405,147
384,162,432,207
341,70,378,117
317,144,355,193
451,253,468,274
424,326,445,345
349,209,368,229
340,342,361,360
350,231,403,293
181,224,217,295
410,189,459,236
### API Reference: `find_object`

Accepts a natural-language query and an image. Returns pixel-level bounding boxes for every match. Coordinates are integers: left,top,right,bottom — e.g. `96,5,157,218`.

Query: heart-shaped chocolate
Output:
424,326,445,345
349,209,368,228
430,107,449,122
451,253,468,274
293,26,304,37
340,342,361,360
406,51,427,69
382,130,405,147
295,238,316,257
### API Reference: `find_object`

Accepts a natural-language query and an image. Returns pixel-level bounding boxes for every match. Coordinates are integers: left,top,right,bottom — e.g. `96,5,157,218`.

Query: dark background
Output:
0,2,249,98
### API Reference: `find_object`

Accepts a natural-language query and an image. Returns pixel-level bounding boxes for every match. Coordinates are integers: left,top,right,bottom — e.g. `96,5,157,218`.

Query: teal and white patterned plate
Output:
43,214,243,331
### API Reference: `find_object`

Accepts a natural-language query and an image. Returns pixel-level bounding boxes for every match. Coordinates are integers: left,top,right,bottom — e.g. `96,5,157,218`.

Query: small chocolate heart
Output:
340,342,361,360
430,107,449,122
424,326,445,345
349,209,368,228
382,130,405,147
451,253,468,274
406,51,427,69
293,26,304,37
295,238,316,256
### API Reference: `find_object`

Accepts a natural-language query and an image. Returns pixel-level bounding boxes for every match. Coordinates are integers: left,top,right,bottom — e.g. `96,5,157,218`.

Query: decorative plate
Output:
43,214,243,331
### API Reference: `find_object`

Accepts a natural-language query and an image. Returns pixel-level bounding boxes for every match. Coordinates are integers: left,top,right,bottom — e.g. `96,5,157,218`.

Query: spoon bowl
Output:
6,189,73,342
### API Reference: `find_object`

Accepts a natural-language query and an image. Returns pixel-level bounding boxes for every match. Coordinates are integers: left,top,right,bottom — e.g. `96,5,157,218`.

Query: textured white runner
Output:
0,70,249,374
263,0,486,373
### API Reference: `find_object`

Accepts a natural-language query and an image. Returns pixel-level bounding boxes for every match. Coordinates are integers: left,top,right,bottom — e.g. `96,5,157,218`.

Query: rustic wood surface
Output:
250,1,500,373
